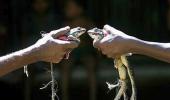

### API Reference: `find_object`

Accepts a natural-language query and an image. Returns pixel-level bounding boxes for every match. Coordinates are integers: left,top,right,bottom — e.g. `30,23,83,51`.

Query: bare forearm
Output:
131,38,170,63
0,45,39,76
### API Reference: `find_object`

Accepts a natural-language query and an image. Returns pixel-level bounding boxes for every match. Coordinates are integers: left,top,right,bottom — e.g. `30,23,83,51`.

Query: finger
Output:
103,24,120,35
103,24,118,32
52,39,79,49
93,39,100,49
93,36,109,50
49,26,70,38
67,35,80,43
103,24,113,33
103,24,125,36
63,41,79,49
100,35,112,44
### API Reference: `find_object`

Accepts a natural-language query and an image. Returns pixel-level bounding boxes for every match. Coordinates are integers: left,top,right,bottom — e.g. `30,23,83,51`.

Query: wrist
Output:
127,37,144,54
25,44,41,63
28,44,42,62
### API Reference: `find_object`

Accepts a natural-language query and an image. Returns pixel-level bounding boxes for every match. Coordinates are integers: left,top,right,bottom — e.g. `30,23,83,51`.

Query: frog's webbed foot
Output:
106,81,120,90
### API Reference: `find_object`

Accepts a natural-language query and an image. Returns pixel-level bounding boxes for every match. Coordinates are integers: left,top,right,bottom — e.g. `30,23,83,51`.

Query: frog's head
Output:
87,28,104,40
68,27,86,38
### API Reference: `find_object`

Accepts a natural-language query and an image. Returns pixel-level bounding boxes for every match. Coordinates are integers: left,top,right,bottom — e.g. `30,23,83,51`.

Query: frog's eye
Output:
92,28,97,31
77,27,81,30
93,28,99,32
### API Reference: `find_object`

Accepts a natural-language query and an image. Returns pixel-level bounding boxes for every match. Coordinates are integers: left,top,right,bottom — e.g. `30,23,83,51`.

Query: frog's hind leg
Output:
121,56,137,100
114,80,127,100
127,66,136,100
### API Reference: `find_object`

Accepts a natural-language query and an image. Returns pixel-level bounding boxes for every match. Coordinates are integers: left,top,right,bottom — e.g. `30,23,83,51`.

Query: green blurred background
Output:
0,0,170,100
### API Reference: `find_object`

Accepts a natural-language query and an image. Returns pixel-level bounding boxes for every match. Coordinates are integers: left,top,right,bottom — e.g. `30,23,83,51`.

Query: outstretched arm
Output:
0,45,40,76
131,39,170,63
93,25,170,63
0,26,78,76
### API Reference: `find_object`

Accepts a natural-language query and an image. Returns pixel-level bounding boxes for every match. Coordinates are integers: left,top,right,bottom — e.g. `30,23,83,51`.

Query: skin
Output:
93,24,170,63
0,26,78,76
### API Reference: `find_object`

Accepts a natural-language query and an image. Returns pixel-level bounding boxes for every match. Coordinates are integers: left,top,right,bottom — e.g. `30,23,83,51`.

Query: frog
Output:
88,28,136,100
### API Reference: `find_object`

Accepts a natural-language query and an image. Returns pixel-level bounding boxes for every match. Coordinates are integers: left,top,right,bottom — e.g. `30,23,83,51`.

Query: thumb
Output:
103,24,119,35
103,24,113,33
103,24,125,36
49,26,70,38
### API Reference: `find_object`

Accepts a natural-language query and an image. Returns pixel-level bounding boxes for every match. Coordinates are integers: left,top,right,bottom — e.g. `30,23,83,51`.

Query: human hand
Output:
93,25,136,58
33,26,79,63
